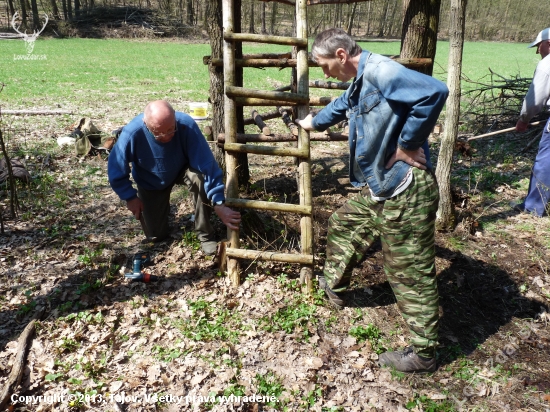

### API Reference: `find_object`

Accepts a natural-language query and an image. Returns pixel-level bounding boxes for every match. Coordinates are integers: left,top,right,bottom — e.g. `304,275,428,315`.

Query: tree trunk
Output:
18,0,27,29
385,0,399,38
248,0,254,33
49,0,60,20
269,2,277,34
61,0,67,20
377,0,389,37
205,0,225,170
345,2,357,36
364,1,371,36
261,1,266,34
435,0,467,232
400,0,441,75
74,0,80,17
30,0,39,30
186,0,194,26
67,0,72,20
7,0,15,18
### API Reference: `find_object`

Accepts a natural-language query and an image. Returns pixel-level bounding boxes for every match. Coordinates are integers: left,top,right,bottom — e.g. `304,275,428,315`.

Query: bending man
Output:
297,29,448,373
108,100,240,255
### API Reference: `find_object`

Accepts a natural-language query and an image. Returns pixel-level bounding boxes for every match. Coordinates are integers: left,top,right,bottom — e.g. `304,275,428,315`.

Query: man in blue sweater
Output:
108,100,241,255
297,29,448,373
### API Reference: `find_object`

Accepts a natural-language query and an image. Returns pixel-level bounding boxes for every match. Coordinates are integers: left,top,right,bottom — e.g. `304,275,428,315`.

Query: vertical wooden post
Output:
296,0,313,293
223,0,241,286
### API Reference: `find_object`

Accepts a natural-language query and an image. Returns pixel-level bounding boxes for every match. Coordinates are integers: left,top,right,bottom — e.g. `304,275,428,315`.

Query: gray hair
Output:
311,28,362,62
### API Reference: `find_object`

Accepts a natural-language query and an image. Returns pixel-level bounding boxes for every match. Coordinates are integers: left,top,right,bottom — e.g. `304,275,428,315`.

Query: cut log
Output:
251,110,271,135
278,107,299,136
243,109,286,125
0,306,45,410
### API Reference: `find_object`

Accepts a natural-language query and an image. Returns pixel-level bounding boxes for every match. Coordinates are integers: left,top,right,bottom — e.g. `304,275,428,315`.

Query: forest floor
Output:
0,65,550,412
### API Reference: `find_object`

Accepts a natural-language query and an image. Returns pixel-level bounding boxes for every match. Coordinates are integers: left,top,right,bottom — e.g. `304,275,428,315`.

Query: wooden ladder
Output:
221,0,314,290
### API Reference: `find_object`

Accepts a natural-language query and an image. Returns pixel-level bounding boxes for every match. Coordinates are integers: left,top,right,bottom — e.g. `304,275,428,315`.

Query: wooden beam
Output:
226,86,309,104
225,248,314,265
205,56,432,70
226,198,312,214
217,132,348,143
224,33,308,47
235,96,337,106
224,142,309,158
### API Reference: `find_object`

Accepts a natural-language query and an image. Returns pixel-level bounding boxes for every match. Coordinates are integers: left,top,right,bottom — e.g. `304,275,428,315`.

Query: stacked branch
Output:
462,70,545,134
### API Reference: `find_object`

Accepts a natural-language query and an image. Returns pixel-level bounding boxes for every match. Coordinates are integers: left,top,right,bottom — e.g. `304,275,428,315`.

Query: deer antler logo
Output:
11,12,48,54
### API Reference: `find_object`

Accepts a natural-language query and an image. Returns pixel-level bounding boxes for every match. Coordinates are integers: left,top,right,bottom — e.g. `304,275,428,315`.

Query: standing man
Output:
297,29,448,373
108,100,240,255
511,28,550,217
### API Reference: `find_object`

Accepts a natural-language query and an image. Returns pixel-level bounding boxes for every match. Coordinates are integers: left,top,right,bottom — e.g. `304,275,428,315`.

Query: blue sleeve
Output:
107,130,138,201
181,117,226,204
311,87,352,131
367,61,448,151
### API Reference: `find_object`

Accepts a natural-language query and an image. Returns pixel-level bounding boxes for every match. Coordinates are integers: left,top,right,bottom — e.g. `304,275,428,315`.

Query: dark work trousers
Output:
137,168,215,242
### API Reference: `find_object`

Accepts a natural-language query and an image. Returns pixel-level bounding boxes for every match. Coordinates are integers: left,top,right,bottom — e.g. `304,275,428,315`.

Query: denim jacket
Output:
312,51,448,197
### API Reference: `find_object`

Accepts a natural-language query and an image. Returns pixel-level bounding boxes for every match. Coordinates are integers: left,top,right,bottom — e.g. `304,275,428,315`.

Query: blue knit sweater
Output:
108,112,225,204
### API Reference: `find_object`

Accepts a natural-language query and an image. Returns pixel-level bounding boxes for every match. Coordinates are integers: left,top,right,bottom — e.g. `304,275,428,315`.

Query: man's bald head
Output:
143,100,177,142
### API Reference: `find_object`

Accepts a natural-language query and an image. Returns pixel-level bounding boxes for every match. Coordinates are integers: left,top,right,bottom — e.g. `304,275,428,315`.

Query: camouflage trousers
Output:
323,168,439,357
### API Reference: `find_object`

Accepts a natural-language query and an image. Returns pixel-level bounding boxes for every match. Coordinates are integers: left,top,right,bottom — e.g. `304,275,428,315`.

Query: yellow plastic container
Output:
189,102,208,120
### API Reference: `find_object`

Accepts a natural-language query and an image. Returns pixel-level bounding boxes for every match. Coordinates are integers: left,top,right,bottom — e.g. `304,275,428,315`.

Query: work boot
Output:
317,275,344,309
509,200,526,213
378,346,436,373
201,240,218,256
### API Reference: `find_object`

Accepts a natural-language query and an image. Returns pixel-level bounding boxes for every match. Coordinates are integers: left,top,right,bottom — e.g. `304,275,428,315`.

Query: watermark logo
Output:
11,12,48,60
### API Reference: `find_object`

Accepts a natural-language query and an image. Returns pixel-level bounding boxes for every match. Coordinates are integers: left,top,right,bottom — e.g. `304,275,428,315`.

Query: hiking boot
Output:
318,276,345,309
378,346,436,373
509,200,526,213
201,240,218,256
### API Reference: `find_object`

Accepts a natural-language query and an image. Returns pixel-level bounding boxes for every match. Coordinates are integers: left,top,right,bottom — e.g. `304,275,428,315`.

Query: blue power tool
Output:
124,251,160,283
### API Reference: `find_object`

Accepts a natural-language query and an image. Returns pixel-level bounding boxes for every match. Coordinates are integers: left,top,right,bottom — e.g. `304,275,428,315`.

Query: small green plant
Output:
58,337,80,353
302,385,322,409
152,345,183,362
255,371,284,407
58,301,73,312
77,245,104,267
76,279,103,295
17,290,37,315
348,324,386,354
405,393,457,411
177,298,242,343
259,300,317,341
180,230,200,250
76,357,106,379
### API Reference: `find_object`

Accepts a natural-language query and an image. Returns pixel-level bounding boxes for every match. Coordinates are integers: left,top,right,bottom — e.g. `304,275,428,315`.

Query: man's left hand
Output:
214,205,241,231
385,147,427,170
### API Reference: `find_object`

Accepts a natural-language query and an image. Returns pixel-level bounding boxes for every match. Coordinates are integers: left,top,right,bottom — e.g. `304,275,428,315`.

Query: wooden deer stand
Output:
210,0,434,290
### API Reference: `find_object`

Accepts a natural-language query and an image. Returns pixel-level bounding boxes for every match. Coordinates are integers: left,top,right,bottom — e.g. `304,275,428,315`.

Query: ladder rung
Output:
224,142,309,158
225,248,314,265
217,132,348,143
224,33,308,47
226,198,312,215
226,86,309,104
235,96,337,107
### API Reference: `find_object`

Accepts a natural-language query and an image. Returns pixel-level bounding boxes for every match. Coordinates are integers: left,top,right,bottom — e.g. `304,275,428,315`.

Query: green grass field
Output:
0,37,541,115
